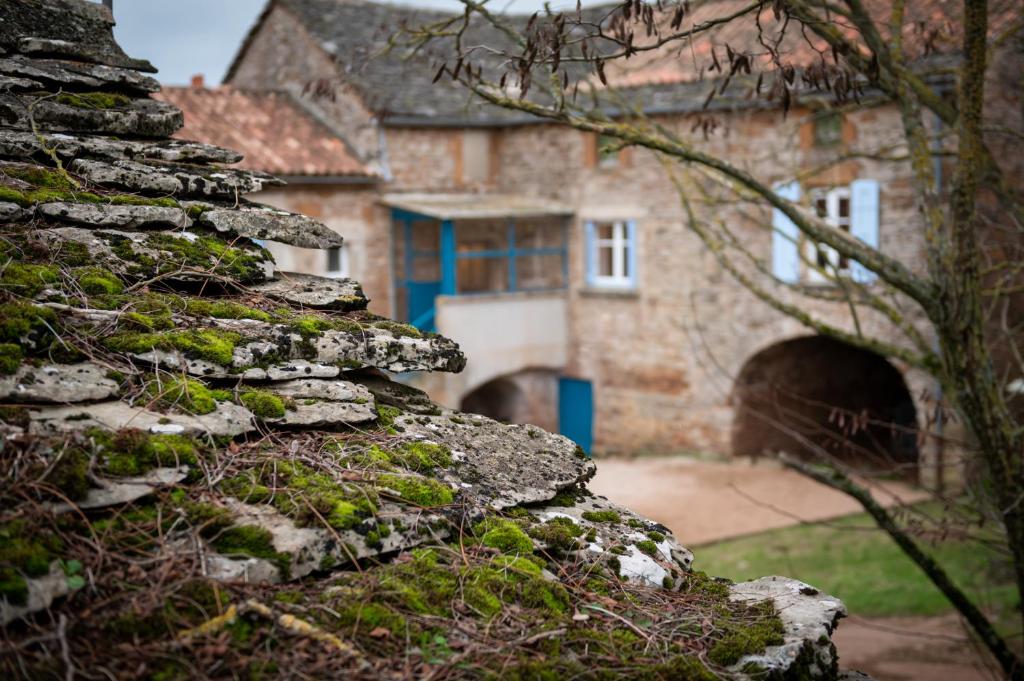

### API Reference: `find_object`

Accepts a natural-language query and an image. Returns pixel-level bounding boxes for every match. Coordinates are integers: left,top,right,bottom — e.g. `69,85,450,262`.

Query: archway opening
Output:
460,369,560,430
731,335,919,471
460,377,525,424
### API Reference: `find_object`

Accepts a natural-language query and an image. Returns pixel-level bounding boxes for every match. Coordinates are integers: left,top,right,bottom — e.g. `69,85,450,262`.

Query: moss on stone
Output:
0,342,23,374
0,263,59,296
476,518,534,554
240,390,286,419
707,600,786,666
635,539,659,557
211,525,291,577
528,516,584,553
105,329,241,365
220,461,377,531
2,164,76,191
581,510,621,524
335,601,407,636
385,440,450,473
375,405,402,434
145,376,221,415
56,91,131,109
377,473,454,507
45,447,90,500
91,428,198,476
0,520,64,606
376,548,567,622
143,233,269,285
647,530,666,543
373,320,422,338
72,266,124,295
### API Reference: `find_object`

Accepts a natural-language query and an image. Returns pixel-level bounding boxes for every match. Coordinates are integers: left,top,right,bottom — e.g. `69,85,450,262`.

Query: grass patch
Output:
692,504,1017,618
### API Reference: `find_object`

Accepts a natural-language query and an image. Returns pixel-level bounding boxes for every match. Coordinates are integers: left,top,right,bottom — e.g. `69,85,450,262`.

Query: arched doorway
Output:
461,377,524,424
459,369,560,431
731,336,918,471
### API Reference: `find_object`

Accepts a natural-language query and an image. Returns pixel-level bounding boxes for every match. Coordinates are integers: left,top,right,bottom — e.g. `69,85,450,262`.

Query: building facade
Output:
186,0,1018,470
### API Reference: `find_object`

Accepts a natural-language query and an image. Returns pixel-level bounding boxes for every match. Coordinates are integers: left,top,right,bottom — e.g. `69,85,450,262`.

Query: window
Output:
770,178,879,285
586,220,635,289
453,218,567,295
461,130,492,184
325,244,349,278
814,111,843,147
597,134,620,168
804,188,850,282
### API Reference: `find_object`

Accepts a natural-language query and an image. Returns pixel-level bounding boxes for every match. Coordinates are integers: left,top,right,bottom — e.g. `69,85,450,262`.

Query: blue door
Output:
407,280,440,332
559,377,593,456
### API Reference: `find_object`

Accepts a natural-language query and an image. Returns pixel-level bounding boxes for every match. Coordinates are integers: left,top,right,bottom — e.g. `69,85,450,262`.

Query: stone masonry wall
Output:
486,104,934,456
257,185,393,317
228,19,939,458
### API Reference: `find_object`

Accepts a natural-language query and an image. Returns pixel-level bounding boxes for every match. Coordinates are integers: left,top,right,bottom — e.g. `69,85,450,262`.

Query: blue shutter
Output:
584,221,596,285
771,181,801,283
626,219,637,288
849,179,880,284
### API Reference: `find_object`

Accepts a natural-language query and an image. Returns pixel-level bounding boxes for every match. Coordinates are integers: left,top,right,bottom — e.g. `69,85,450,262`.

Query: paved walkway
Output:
589,455,929,546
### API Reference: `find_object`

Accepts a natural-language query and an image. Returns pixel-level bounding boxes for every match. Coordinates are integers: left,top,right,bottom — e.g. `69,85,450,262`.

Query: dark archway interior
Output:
731,336,919,470
461,377,524,424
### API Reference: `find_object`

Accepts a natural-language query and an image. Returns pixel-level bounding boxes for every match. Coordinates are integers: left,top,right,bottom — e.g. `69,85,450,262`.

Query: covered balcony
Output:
384,193,573,399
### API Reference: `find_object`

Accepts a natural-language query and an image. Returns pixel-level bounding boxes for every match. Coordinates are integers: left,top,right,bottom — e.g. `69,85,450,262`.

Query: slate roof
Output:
155,86,376,179
227,0,1009,125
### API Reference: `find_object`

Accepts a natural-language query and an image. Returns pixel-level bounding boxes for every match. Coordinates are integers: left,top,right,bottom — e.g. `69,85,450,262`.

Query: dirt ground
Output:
588,455,928,546
589,456,993,681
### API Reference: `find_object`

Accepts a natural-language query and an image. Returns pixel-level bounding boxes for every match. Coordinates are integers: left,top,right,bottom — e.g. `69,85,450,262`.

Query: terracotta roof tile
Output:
155,86,375,179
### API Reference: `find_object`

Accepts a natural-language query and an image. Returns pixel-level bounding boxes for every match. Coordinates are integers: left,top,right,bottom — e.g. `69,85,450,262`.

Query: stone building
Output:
217,0,1015,469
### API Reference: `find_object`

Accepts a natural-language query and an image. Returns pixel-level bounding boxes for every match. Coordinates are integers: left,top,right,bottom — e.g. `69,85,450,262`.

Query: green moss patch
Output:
376,473,454,507
0,342,23,374
581,510,621,524
220,461,377,531
0,520,64,606
210,525,291,577
528,516,584,553
475,518,534,554
56,91,131,109
240,390,286,419
105,329,241,365
90,428,198,476
0,263,59,296
145,376,222,415
72,267,124,295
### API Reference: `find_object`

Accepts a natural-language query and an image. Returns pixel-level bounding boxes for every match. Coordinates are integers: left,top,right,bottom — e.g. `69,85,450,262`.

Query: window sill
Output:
579,286,639,299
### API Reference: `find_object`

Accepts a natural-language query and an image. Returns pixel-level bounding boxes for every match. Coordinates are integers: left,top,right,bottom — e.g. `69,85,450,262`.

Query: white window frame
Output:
591,220,632,288
803,187,851,283
325,244,350,279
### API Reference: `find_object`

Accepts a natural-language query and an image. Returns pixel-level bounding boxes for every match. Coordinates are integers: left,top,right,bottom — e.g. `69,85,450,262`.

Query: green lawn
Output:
691,509,1018,619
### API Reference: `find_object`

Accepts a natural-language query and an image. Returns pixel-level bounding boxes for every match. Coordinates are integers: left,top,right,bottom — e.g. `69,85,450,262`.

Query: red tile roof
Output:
155,86,375,179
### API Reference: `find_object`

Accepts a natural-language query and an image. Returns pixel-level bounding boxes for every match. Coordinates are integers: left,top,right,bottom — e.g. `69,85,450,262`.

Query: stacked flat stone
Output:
0,2,851,679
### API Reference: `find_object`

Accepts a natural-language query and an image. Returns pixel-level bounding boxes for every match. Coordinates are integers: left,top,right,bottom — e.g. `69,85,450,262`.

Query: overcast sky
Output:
111,0,562,86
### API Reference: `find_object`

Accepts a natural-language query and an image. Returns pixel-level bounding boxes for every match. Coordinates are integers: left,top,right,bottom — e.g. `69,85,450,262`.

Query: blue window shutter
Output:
584,221,596,285
771,181,801,283
850,178,880,284
626,219,637,288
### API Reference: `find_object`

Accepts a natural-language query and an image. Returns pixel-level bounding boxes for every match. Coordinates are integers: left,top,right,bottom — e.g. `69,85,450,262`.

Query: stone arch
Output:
459,368,560,431
731,335,919,471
